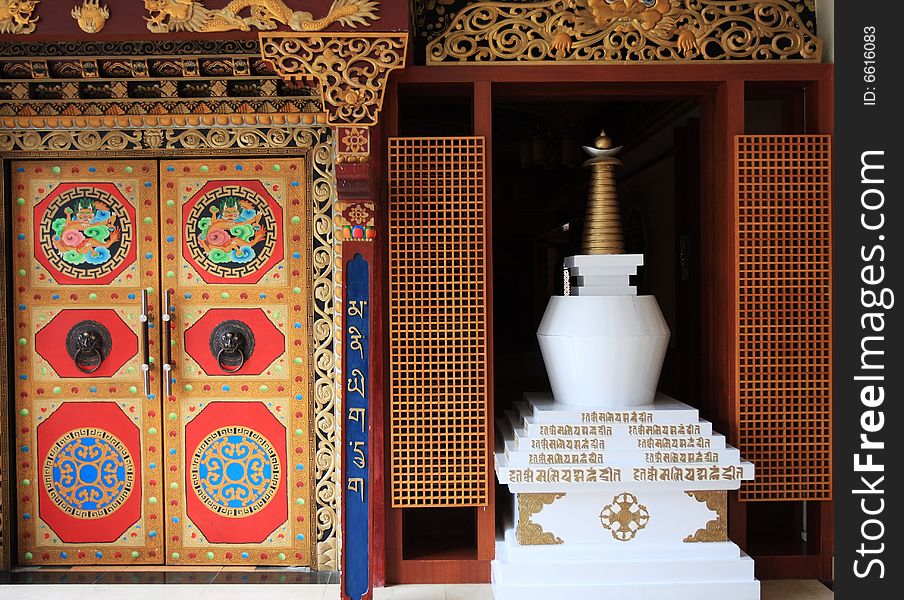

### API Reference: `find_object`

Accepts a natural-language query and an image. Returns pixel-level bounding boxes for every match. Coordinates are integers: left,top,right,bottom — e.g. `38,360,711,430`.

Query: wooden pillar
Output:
709,79,747,549
472,80,496,563
381,78,400,587
806,70,835,582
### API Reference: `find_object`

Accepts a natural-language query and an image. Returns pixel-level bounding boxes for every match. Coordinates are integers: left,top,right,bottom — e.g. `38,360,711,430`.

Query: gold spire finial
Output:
580,130,624,255
593,129,614,150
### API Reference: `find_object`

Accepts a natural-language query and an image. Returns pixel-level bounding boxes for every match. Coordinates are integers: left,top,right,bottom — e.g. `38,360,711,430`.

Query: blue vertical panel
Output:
344,254,370,600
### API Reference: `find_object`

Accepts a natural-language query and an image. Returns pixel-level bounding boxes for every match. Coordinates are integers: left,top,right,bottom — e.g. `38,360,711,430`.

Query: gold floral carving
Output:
516,492,565,545
427,0,823,63
260,32,408,126
144,0,379,34
342,127,367,154
599,492,650,541
684,490,728,543
0,0,39,34
72,0,109,33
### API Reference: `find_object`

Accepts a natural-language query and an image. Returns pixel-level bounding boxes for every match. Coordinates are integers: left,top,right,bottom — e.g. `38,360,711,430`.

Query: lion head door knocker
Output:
210,320,255,374
65,320,113,374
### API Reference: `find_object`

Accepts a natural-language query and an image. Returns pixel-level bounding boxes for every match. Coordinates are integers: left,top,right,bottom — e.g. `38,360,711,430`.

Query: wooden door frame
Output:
377,62,834,584
0,131,343,571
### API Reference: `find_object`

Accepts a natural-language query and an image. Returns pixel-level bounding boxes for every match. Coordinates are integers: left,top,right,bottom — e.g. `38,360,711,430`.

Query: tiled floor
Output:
0,580,833,599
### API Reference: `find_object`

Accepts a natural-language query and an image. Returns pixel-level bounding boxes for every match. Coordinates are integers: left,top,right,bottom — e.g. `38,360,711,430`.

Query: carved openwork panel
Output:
426,0,823,63
261,32,407,125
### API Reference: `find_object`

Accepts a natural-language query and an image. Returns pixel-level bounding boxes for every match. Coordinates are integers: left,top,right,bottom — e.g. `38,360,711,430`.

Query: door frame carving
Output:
0,125,343,571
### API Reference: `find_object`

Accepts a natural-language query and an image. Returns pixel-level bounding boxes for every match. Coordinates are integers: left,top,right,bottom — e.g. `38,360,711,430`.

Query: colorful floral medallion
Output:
38,185,134,283
184,184,279,281
43,428,135,519
189,426,281,518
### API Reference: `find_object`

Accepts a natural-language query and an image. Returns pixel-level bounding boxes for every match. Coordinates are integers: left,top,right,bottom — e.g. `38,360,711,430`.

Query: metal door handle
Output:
162,289,173,398
140,289,150,396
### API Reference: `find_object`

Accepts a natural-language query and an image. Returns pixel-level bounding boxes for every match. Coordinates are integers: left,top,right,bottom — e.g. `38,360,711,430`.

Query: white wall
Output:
817,0,834,63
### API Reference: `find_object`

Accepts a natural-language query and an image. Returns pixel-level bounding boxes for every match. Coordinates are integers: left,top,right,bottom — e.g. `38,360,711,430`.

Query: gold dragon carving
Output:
0,0,39,34
427,0,823,63
144,0,379,33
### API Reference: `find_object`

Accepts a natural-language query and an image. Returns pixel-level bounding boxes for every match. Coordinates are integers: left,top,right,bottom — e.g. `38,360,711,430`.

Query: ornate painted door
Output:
159,158,312,566
10,158,314,567
11,160,164,565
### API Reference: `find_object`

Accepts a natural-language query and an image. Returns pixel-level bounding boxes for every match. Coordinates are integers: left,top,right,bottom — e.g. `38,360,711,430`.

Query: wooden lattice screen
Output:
388,137,489,507
735,135,832,501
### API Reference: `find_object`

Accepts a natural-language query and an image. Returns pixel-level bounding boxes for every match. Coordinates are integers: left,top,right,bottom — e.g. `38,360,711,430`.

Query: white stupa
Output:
492,131,760,599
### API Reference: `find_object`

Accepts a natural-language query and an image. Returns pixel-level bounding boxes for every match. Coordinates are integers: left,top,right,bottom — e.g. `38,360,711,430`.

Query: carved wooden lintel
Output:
427,0,823,63
260,32,407,126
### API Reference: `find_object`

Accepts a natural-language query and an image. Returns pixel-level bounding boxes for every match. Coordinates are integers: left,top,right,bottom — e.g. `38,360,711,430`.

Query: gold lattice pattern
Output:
388,137,489,507
735,134,832,501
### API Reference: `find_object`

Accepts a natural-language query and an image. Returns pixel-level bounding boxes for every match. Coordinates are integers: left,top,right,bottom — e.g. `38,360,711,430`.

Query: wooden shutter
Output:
388,137,489,507
735,135,832,501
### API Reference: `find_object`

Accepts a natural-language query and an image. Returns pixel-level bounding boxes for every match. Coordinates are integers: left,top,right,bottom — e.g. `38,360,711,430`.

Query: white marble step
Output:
499,528,742,561
493,543,755,585
507,409,715,439
520,392,700,424
495,453,753,491
565,254,644,268
568,264,639,276
572,285,636,296
492,578,761,600
497,417,728,451
572,275,631,286
502,439,740,467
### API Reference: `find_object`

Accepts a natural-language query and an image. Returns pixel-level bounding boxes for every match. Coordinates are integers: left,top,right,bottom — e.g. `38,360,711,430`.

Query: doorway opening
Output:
491,98,702,427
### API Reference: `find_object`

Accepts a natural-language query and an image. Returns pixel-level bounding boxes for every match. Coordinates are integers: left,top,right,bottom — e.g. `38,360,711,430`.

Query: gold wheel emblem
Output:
599,492,650,542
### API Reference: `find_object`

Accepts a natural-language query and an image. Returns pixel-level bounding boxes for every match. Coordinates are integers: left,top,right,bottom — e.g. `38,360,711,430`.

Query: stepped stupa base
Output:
493,393,760,599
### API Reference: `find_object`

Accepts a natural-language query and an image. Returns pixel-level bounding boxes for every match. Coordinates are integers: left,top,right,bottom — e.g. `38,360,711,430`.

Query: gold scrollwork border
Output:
260,32,408,126
427,0,823,63
516,492,565,545
0,123,341,571
684,490,728,543
0,165,7,569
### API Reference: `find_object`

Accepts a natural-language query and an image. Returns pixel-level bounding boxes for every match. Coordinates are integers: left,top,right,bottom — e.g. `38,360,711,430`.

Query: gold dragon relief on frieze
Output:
143,0,379,33
427,0,823,63
0,0,40,34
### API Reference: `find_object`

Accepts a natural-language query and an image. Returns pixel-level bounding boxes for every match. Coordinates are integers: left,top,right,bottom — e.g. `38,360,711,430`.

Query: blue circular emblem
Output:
190,426,281,518
43,428,134,519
